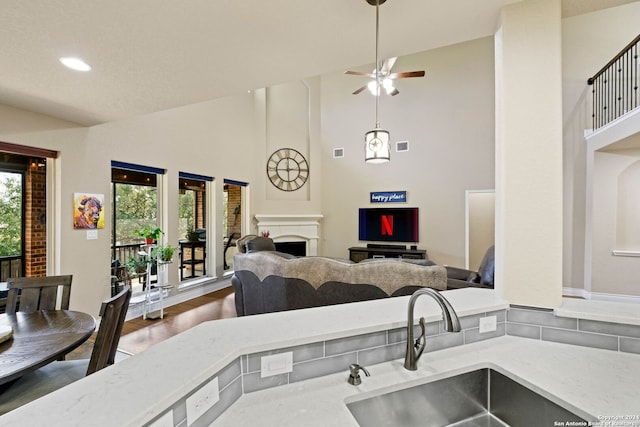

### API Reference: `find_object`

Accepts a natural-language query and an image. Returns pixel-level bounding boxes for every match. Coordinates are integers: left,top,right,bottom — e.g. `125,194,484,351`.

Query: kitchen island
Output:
0,288,638,426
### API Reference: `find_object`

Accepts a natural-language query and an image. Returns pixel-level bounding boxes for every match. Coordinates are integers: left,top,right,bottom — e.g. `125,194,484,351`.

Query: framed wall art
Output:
73,193,105,229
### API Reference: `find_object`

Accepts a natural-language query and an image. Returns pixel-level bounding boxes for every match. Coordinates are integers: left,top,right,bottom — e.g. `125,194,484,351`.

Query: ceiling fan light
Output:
382,78,394,94
367,80,379,96
364,128,390,163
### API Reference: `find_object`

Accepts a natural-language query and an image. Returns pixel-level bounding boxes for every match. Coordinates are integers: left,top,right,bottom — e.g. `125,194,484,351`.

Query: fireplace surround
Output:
254,214,323,256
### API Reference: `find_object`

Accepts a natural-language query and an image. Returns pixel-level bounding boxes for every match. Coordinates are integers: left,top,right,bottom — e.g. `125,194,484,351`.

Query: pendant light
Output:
364,0,390,164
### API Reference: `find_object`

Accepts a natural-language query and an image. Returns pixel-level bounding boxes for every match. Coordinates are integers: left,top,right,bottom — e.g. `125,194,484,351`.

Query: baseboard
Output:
563,286,640,304
125,277,232,321
562,287,589,298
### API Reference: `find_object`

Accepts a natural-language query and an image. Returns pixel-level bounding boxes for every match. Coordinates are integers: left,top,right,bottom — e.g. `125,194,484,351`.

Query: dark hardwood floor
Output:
118,286,237,354
69,286,236,359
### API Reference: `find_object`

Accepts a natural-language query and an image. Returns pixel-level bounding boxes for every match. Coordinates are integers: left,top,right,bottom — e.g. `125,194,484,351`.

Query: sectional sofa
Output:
231,249,447,316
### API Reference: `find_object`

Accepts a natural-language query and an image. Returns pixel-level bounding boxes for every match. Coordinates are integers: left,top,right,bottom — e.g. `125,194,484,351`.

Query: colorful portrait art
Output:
73,193,105,229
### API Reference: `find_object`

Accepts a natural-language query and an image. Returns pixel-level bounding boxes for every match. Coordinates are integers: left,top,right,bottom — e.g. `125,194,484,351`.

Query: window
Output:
111,161,164,295
223,179,247,271
0,166,24,280
178,172,211,282
0,149,52,283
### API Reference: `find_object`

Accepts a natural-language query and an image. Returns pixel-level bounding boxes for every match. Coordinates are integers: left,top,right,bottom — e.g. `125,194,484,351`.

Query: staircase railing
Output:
588,34,640,130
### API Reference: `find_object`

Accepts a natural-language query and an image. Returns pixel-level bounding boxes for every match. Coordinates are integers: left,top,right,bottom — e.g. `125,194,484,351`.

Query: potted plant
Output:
153,244,175,264
134,226,163,244
125,255,147,279
186,227,200,242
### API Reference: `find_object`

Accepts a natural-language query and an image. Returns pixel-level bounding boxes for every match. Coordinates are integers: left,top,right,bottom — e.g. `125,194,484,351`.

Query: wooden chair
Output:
5,275,73,314
0,286,132,414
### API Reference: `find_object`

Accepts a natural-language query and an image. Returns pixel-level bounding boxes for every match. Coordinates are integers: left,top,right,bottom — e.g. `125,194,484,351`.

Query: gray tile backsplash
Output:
578,319,640,339
464,322,506,344
243,370,289,393
325,331,386,356
620,337,640,354
358,342,405,366
506,306,640,354
506,322,541,339
290,353,357,383
245,341,324,373
144,304,640,427
541,327,619,351
245,310,506,393
508,306,577,329
426,329,465,352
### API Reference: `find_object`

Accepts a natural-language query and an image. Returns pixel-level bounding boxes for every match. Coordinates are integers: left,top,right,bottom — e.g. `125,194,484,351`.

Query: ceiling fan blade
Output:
389,88,399,96
380,57,397,75
388,70,426,79
352,85,368,95
344,70,376,78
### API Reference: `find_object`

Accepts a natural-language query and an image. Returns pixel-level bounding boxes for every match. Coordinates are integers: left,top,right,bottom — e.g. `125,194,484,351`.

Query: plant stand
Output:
141,245,173,320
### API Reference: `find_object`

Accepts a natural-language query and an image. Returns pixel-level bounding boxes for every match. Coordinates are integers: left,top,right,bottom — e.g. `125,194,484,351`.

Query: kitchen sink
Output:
346,368,590,427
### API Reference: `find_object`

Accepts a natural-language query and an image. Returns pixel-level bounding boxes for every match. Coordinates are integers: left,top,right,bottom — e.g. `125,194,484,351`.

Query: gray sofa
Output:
445,245,495,290
231,250,447,316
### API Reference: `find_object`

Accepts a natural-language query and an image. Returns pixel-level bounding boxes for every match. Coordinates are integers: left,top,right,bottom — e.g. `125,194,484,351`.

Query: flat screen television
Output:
358,207,419,243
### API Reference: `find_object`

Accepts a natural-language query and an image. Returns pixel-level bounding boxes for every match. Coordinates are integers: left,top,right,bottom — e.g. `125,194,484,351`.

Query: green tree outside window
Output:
0,172,22,257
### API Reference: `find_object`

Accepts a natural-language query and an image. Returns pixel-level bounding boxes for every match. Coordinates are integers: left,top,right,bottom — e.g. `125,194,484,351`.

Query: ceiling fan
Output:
345,0,425,96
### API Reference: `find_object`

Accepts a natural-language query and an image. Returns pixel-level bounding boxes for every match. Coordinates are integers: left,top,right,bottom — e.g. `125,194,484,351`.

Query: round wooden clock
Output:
266,148,309,191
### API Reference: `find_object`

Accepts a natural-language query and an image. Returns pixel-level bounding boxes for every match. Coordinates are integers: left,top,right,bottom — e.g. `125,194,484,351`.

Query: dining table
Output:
0,310,96,388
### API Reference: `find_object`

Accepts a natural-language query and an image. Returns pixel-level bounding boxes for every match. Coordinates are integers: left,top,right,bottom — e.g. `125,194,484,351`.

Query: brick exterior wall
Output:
195,189,205,229
225,185,242,240
24,159,47,277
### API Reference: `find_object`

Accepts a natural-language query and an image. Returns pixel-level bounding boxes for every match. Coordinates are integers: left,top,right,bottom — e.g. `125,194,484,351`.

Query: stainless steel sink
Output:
346,368,590,427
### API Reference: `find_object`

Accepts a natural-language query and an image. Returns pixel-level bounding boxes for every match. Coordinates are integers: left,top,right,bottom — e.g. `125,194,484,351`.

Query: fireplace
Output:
274,241,306,257
254,214,323,256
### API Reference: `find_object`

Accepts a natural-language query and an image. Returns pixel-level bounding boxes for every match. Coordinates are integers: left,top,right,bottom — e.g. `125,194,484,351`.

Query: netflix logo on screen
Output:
358,207,419,243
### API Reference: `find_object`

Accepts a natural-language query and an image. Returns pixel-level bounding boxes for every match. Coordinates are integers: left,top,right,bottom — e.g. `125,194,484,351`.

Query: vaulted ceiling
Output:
0,0,634,125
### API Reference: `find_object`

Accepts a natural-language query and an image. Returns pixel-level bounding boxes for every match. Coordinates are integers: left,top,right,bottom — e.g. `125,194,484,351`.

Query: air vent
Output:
396,141,409,152
333,148,345,158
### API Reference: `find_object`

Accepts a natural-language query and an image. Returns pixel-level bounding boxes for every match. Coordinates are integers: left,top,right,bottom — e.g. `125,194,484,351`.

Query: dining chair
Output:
5,275,73,315
0,286,132,415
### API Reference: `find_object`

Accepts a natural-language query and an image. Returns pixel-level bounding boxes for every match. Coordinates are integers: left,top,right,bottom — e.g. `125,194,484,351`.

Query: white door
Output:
466,190,495,269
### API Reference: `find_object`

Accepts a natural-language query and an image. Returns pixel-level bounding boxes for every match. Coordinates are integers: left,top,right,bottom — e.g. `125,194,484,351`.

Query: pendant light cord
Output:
374,0,380,128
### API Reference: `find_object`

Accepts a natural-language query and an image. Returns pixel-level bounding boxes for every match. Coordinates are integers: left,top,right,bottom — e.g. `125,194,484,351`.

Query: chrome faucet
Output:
404,288,461,371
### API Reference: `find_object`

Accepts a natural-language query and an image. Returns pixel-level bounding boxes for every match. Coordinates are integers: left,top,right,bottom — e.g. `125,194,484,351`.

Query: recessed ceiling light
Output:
59,57,91,72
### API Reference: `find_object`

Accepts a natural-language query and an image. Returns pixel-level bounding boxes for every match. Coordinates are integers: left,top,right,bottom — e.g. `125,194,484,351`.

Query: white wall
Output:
252,78,324,218
592,149,640,296
320,37,496,266
88,94,258,299
1,95,259,316
495,0,563,308
562,1,640,294
0,104,95,313
616,159,640,251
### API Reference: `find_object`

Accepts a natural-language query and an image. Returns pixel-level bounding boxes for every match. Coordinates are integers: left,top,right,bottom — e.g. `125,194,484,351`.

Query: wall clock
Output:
266,148,309,192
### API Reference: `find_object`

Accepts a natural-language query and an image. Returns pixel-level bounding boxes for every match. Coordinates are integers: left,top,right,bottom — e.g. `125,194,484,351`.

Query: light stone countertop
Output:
215,335,640,426
556,298,640,326
1,288,638,426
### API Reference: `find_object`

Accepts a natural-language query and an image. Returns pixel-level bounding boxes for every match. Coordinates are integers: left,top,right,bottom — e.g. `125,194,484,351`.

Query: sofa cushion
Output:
316,282,389,306
235,272,319,314
245,236,276,252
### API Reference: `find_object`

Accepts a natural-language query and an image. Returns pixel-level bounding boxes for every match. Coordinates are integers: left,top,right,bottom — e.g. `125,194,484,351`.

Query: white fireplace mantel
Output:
254,214,323,256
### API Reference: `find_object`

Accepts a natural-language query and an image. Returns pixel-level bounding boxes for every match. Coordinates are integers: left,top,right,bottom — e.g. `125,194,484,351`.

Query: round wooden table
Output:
0,310,96,386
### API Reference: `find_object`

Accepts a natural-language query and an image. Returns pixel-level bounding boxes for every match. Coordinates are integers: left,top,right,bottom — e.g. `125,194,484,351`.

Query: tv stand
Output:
349,246,426,263
366,243,406,250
